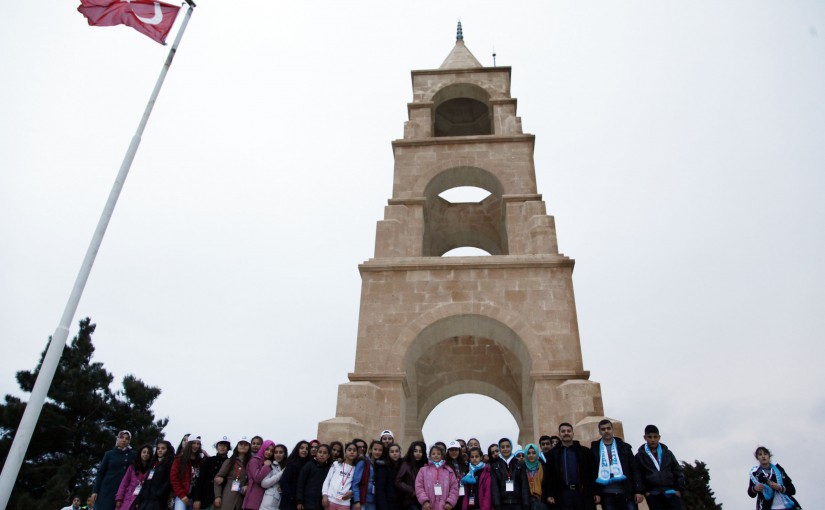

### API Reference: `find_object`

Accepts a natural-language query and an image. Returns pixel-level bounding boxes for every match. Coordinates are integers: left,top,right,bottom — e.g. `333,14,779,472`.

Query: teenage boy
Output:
634,425,686,510
490,438,530,510
590,420,643,510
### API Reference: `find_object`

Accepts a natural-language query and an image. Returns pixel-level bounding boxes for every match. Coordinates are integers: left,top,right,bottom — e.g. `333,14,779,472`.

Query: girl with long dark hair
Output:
115,444,152,510
170,436,204,510
214,437,252,510
281,441,311,510
396,441,427,510
135,440,175,510
261,444,288,510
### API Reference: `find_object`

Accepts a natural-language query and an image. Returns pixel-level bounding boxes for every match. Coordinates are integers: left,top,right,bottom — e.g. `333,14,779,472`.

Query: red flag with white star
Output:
78,0,181,44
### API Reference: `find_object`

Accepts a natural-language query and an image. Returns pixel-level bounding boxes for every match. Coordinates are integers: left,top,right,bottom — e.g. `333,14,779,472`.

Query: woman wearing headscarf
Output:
521,445,546,510
243,440,276,510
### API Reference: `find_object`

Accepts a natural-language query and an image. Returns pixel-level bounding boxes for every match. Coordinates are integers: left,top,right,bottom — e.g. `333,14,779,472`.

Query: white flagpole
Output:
0,4,196,508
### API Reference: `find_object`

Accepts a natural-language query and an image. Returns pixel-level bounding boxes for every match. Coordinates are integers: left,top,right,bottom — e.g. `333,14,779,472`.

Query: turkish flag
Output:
78,0,181,44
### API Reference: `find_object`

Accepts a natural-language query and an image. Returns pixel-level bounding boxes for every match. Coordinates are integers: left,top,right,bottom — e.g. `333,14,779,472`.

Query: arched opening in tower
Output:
434,98,491,137
422,394,520,448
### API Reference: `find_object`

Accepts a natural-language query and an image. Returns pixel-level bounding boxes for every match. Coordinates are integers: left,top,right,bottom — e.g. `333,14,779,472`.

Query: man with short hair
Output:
543,423,597,510
91,430,136,510
590,420,643,510
634,425,686,510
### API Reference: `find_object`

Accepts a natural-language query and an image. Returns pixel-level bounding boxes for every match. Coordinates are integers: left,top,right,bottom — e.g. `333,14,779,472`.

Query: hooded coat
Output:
244,440,276,510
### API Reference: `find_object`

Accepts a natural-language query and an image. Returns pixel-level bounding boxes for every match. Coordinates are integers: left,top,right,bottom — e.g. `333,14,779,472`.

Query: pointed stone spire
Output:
439,21,482,69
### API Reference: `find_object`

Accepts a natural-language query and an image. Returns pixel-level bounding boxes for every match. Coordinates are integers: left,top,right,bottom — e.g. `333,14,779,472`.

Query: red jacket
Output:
170,456,200,500
462,466,492,510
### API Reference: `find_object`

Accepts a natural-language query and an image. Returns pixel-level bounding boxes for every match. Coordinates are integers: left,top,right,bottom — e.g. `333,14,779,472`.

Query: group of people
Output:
73,420,801,510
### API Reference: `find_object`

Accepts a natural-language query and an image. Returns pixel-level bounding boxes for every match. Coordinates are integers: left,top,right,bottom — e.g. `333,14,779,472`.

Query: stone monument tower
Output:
318,25,620,446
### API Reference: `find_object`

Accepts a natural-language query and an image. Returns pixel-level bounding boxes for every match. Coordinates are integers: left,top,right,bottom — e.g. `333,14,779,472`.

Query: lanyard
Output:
340,464,353,489
234,460,243,479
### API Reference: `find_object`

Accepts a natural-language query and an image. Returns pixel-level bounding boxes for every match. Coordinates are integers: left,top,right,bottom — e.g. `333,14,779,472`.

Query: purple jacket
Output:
243,441,275,510
115,465,147,510
415,463,458,510
462,466,492,510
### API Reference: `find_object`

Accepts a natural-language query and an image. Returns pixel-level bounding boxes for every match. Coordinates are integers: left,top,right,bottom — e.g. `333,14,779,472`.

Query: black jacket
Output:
296,459,332,510
375,461,402,510
747,464,801,510
489,457,530,509
542,441,596,510
589,438,643,497
134,456,173,510
634,443,685,494
194,453,228,505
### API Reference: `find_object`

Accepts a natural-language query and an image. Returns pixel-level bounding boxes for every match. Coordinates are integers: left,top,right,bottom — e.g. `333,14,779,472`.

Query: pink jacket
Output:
242,441,275,510
115,465,147,510
415,463,458,510
461,466,492,510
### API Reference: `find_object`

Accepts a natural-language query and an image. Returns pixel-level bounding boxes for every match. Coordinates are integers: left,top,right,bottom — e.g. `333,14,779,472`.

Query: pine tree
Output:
0,318,168,510
682,460,723,510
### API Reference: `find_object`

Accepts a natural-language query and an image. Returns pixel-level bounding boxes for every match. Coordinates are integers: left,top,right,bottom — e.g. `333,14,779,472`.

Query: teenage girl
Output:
353,441,384,510
243,440,275,510
375,443,403,510
260,444,288,510
281,441,312,510
134,440,175,510
115,444,152,510
396,441,427,510
322,442,359,510
214,437,252,510
297,444,332,510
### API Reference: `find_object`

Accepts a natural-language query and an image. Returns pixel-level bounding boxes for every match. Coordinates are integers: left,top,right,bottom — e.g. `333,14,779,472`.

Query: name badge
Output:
459,485,465,496
434,482,442,496
147,469,155,480
505,480,514,492
231,479,241,492
468,496,476,507
132,484,142,496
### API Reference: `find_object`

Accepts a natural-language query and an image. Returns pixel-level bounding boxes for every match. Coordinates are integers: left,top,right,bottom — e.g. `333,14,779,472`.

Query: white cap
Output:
380,430,394,438
216,435,231,445
237,435,251,444
448,440,461,450
188,433,204,443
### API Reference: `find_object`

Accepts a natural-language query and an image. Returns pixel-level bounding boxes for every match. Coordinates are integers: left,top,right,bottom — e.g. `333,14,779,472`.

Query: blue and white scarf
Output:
750,464,796,509
595,440,625,485
462,462,485,485
645,445,677,495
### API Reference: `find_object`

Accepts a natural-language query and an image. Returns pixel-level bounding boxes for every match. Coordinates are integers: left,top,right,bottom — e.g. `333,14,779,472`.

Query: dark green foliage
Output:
682,460,723,510
0,318,168,510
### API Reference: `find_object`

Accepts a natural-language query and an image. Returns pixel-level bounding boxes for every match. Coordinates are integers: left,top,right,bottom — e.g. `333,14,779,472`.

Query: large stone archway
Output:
318,33,621,446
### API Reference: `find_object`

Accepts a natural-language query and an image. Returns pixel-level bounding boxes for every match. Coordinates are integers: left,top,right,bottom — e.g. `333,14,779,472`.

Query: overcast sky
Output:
2,1,824,507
